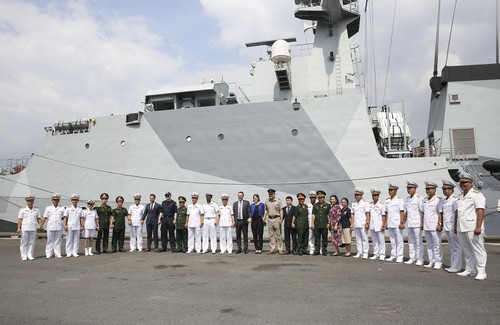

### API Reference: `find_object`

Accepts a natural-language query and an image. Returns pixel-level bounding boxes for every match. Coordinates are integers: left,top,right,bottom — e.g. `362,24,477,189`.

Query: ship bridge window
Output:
198,98,216,107
153,100,175,111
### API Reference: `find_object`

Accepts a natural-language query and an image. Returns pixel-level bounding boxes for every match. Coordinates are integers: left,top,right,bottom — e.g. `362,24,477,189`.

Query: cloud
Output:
0,0,183,159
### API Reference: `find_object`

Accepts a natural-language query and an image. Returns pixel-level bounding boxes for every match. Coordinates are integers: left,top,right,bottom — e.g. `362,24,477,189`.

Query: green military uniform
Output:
313,201,331,255
111,207,127,252
294,203,309,255
96,204,112,253
175,206,188,252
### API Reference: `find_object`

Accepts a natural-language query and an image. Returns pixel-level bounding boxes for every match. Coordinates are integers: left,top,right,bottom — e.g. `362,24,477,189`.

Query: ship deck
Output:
1,238,499,324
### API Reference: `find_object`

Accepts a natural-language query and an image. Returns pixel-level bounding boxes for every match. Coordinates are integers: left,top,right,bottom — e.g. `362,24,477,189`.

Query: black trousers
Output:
251,218,264,250
161,219,176,251
146,223,159,249
236,219,249,250
314,228,328,253
284,227,297,252
96,227,109,252
112,228,125,251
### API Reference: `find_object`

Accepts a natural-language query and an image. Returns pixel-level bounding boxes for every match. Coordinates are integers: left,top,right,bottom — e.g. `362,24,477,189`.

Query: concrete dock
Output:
1,238,498,324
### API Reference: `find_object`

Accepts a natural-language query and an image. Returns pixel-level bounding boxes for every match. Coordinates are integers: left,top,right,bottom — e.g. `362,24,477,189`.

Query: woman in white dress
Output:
82,200,99,256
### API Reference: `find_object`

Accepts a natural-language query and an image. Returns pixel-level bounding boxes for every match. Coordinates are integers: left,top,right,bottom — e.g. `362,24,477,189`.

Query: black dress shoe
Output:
111,250,117,253
244,249,248,254
235,249,242,254
103,249,108,253
161,248,167,252
322,251,328,256
292,251,297,255
285,251,291,255
119,248,124,252
298,252,303,256
313,252,320,256
95,251,101,255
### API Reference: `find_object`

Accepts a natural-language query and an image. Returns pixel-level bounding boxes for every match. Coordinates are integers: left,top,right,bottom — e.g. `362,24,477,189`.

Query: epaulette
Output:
472,190,480,194
452,195,458,199
380,201,385,204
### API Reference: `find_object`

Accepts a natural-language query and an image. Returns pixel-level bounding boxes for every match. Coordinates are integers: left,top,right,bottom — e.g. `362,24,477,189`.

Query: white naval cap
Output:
388,183,399,190
406,180,418,188
191,192,199,198
51,193,61,199
370,189,381,195
309,191,317,197
424,181,438,189
441,179,456,189
221,193,229,200
70,193,80,200
354,188,364,195
133,193,142,199
25,194,35,201
459,172,474,183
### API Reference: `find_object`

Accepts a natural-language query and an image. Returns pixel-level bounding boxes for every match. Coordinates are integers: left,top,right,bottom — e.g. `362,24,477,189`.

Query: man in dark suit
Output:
160,192,177,252
283,196,297,254
141,193,163,252
233,191,251,254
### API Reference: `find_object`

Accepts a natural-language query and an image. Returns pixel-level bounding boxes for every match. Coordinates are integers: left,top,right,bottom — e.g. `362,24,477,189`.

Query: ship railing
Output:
341,0,359,14
0,156,32,175
410,137,442,158
454,151,489,189
296,0,322,8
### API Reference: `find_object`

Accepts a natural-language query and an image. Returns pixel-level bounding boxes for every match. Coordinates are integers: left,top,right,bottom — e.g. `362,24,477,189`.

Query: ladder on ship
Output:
335,49,342,95
455,151,489,189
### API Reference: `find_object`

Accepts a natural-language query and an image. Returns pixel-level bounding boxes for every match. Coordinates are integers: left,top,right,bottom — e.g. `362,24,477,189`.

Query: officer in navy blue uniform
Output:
161,192,177,252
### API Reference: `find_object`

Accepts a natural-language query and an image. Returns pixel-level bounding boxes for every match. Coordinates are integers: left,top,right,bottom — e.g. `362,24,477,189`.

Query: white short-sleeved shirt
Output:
43,205,65,231
18,207,41,232
82,209,99,230
404,195,423,228
187,203,204,227
128,204,145,226
457,189,486,232
385,196,404,228
63,205,83,231
422,195,443,231
352,199,370,228
369,201,385,231
203,202,219,219
442,196,458,232
218,205,234,227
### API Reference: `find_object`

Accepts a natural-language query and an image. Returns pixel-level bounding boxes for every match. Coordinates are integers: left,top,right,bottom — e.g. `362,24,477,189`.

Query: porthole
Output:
85,143,90,149
218,134,224,141
120,140,126,147
186,136,192,143
291,129,298,136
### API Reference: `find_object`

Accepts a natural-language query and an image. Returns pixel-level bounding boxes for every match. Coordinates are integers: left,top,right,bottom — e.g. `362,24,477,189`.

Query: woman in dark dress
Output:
340,197,352,257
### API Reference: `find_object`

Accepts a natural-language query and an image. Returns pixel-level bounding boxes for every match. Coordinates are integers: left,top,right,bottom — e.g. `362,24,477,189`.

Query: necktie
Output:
150,203,153,212
239,201,242,220
287,206,290,214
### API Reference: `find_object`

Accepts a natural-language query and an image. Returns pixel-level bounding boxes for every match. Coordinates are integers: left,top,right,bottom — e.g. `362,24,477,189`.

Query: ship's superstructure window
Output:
218,134,224,141
85,143,90,149
291,129,298,136
144,81,236,112
120,140,126,147
186,136,192,142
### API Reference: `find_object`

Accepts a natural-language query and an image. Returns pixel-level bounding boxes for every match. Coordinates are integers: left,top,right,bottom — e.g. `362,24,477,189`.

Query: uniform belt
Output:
268,216,279,219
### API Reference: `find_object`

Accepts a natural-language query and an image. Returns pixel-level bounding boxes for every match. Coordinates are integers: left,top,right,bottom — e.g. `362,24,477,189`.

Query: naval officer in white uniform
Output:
385,183,405,263
217,193,235,254
63,194,83,257
17,195,41,261
404,181,424,266
187,192,204,253
42,193,66,259
421,181,444,269
307,191,317,254
202,193,219,254
456,173,488,280
369,189,386,260
128,193,145,252
441,179,462,273
351,189,370,259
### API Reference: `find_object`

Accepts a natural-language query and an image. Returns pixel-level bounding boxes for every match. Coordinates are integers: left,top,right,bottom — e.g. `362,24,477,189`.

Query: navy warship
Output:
1,0,499,236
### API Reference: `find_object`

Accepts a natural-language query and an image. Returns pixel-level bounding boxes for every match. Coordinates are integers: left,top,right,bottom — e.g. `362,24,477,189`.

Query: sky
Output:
0,0,498,164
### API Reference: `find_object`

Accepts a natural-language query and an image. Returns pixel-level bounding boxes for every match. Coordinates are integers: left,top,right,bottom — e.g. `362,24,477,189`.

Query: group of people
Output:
17,172,487,280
